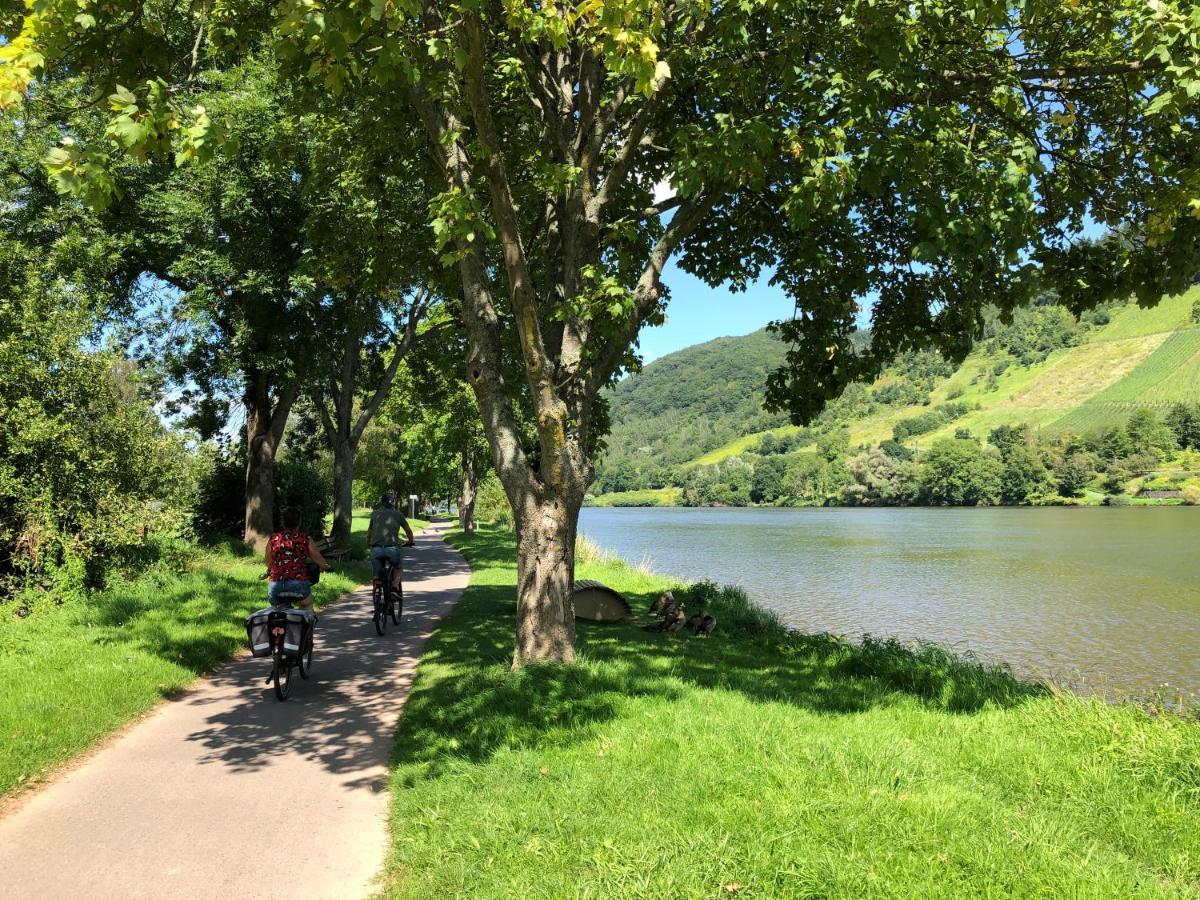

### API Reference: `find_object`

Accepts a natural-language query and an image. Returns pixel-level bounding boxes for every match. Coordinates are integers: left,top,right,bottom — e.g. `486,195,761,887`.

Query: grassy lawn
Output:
384,525,1199,898
0,512,435,800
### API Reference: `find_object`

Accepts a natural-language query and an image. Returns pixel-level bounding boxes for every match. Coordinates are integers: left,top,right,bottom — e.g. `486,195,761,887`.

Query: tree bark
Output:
244,419,277,550
243,371,299,551
458,451,477,533
330,435,355,543
512,490,581,666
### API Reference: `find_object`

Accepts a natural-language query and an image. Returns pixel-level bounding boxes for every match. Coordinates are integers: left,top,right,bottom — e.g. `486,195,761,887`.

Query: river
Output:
578,506,1200,699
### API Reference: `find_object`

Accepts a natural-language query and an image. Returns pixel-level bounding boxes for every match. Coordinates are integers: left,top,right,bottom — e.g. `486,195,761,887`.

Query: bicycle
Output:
247,581,317,701
370,541,412,635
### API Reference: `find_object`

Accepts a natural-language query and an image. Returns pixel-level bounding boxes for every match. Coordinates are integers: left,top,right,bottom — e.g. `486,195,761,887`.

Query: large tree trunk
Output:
245,410,278,551
243,371,299,552
330,436,355,543
512,491,581,666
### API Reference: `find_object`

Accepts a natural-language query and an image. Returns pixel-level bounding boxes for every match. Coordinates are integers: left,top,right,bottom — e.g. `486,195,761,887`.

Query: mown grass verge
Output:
0,511,427,800
384,525,1200,898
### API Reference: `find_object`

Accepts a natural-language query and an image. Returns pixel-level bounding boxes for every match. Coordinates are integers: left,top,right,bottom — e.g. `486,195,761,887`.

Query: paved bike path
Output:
0,521,469,899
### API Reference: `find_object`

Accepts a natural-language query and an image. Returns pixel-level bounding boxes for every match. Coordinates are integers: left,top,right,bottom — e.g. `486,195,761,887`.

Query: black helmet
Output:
380,492,397,508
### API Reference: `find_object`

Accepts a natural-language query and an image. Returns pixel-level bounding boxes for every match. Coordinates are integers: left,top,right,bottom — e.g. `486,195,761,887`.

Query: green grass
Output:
383,526,1200,898
1092,288,1198,341
588,487,684,507
0,513,426,799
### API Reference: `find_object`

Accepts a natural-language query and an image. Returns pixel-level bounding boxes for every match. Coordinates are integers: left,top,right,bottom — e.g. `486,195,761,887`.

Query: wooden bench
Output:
315,536,352,562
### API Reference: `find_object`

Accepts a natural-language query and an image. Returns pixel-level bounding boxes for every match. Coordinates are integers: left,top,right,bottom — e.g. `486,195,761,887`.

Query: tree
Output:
9,0,1200,663
300,110,448,542
1166,402,1200,450
750,455,787,504
1000,445,1050,505
1125,408,1177,458
845,448,919,505
1055,452,1097,498
920,438,1003,506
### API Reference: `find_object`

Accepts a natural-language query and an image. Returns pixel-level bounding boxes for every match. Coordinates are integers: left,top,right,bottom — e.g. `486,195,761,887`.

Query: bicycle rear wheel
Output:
390,577,402,625
299,633,314,679
272,656,292,700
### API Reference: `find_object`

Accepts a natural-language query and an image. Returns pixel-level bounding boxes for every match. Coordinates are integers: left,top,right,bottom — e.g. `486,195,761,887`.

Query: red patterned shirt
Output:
268,530,310,582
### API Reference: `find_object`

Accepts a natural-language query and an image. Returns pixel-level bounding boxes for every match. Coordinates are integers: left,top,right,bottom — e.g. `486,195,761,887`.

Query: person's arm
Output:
308,538,330,571
366,513,374,545
403,518,415,546
265,541,274,571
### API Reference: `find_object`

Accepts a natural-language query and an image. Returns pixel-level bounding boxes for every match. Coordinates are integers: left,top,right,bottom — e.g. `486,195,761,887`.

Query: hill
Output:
592,287,1200,507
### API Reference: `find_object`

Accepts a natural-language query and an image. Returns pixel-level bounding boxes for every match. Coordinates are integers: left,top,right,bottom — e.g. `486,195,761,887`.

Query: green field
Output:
383,526,1200,898
586,487,683,507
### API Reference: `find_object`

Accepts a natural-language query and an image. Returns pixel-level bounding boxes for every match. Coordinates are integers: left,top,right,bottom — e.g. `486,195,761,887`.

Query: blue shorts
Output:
370,546,404,577
268,579,312,602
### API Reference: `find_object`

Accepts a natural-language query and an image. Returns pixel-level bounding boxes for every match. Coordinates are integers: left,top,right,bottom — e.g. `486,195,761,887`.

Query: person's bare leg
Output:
299,596,314,610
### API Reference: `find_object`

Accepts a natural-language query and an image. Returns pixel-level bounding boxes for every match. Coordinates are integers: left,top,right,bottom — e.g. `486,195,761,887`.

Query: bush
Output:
191,452,329,541
1182,484,1200,506
1,292,192,600
475,473,513,528
680,580,788,642
191,450,245,542
1103,494,1132,507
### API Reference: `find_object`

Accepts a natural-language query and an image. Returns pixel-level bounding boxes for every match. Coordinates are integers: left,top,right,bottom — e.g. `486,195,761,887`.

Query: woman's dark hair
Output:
282,507,302,530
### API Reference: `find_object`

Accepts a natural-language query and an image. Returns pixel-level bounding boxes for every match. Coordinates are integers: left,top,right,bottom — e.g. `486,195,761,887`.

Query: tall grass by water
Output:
384,525,1200,898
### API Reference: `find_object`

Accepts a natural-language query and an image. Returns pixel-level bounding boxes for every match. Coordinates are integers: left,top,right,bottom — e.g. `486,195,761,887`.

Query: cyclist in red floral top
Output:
265,507,330,609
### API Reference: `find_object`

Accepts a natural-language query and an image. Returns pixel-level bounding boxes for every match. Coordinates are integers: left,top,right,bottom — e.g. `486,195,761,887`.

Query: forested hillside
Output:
596,330,791,491
592,289,1200,507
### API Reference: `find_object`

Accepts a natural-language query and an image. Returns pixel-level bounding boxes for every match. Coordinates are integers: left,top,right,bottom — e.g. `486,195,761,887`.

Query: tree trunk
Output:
512,492,580,666
245,411,278,551
243,371,299,552
330,436,355,543
459,453,477,533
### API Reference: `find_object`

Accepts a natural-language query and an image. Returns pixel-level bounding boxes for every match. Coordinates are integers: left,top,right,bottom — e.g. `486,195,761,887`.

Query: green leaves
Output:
44,139,121,210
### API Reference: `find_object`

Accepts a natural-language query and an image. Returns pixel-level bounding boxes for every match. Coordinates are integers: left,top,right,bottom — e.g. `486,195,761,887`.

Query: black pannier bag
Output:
306,560,321,584
245,608,275,658
282,609,317,655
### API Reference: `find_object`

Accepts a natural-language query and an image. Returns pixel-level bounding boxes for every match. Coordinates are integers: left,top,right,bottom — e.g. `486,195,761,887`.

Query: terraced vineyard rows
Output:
1049,329,1200,432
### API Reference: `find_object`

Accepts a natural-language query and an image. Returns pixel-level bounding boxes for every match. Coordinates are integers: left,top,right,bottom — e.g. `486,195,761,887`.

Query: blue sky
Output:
638,262,797,362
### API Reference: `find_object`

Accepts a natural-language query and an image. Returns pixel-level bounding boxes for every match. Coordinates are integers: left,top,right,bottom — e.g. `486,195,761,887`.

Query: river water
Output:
579,506,1200,698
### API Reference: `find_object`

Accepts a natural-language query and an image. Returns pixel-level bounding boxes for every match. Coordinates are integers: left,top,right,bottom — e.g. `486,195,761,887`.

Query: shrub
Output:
680,580,788,642
475,473,513,528
191,450,245,542
1182,484,1200,506
1103,494,1132,506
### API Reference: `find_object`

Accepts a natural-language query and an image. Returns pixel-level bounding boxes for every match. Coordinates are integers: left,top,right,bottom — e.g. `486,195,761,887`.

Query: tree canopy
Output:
6,0,1199,662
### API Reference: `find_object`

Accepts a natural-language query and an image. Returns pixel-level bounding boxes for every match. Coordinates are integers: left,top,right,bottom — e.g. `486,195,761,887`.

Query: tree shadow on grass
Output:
393,530,1051,787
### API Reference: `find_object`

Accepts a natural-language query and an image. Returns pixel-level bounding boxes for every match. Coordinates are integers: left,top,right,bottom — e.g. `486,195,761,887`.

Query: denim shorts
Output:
268,579,312,602
370,546,403,576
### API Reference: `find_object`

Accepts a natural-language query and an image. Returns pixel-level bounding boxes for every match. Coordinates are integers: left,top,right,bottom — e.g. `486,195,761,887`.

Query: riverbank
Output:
383,524,1199,897
0,512,427,800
